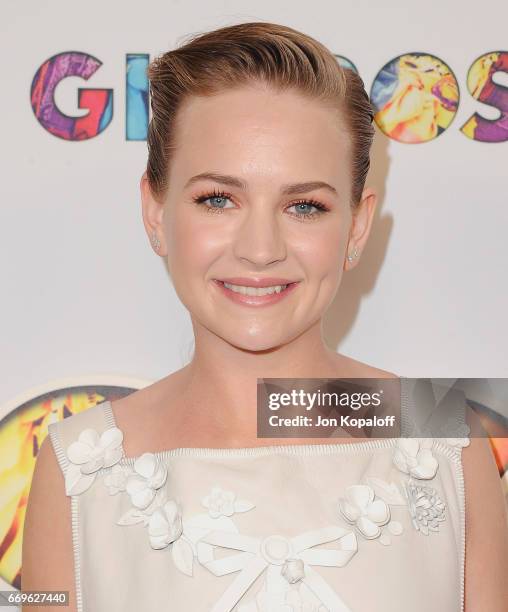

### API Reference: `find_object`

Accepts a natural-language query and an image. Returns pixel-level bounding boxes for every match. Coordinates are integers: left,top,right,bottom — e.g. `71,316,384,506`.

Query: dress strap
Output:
399,378,471,446
47,401,123,494
102,400,119,430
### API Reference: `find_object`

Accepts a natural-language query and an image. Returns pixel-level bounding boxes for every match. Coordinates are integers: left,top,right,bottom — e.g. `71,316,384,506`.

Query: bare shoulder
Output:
109,368,188,455
111,367,186,416
22,436,77,611
335,353,399,379
462,403,508,609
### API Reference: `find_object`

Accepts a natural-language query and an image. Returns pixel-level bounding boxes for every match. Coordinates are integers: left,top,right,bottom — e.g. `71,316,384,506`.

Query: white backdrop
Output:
1,0,508,601
2,0,507,405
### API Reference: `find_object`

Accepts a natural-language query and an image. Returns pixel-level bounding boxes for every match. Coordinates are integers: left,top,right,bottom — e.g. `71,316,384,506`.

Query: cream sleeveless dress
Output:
47,377,469,612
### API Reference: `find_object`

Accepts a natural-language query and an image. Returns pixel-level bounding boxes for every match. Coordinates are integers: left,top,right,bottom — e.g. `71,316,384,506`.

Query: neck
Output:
171,321,358,445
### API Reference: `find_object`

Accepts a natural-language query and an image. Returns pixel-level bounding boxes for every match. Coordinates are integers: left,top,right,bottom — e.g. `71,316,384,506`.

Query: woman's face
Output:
142,83,376,352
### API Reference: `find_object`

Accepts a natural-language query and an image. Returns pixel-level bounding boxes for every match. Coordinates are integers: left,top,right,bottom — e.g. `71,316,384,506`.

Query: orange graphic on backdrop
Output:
0,393,105,589
375,54,459,143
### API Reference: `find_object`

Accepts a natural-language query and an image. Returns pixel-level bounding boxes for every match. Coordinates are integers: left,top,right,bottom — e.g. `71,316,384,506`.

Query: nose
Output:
232,202,287,267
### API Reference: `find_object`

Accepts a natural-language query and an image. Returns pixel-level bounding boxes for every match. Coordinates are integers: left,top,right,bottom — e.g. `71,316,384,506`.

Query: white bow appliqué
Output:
197,526,358,612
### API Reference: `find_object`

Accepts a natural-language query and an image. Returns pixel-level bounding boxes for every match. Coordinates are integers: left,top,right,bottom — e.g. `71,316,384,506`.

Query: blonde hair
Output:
146,21,375,207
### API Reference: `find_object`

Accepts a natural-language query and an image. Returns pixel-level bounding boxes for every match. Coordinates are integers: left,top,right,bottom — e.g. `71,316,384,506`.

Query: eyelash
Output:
191,188,329,221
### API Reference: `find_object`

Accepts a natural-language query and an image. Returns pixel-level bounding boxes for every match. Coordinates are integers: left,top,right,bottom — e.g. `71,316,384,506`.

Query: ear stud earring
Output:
347,246,359,262
151,231,161,251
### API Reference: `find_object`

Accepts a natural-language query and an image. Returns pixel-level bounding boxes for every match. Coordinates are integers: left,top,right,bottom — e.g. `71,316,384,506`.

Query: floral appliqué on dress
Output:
64,427,124,495
63,424,470,612
338,484,403,546
389,437,453,536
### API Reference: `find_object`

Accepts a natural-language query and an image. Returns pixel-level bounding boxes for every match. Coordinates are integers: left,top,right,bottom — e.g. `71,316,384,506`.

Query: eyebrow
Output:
184,172,339,197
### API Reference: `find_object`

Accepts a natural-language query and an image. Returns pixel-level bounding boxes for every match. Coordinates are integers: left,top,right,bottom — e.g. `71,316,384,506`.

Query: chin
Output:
221,334,287,354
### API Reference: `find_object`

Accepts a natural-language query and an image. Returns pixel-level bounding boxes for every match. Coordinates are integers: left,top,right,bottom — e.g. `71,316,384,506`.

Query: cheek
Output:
292,221,347,275
166,210,225,279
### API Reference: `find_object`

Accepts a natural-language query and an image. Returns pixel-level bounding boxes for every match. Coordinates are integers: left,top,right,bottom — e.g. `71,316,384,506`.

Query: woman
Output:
22,21,508,612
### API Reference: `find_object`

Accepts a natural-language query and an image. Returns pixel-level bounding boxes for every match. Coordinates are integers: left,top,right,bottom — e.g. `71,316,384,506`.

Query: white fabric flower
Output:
393,438,439,479
338,484,390,539
445,420,471,448
405,482,446,535
281,558,305,584
202,486,235,517
104,464,133,495
446,436,470,448
125,453,167,509
202,486,254,517
148,500,183,549
64,427,124,495
117,487,168,527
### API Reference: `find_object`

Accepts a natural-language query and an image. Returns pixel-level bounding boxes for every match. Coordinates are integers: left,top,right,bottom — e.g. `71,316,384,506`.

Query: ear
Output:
344,187,378,270
140,171,166,256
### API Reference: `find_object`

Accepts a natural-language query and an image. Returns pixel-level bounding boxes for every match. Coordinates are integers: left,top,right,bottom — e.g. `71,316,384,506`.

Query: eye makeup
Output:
191,188,331,221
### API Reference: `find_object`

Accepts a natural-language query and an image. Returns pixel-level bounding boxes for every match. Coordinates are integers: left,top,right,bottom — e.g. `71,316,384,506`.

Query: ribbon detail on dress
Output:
197,525,357,612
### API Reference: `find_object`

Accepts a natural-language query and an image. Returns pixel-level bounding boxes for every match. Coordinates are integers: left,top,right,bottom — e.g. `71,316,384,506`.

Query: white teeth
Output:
223,282,288,296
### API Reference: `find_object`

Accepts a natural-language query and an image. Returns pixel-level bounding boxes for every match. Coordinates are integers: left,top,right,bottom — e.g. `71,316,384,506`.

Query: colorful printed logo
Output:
461,52,508,142
30,50,508,143
370,53,459,143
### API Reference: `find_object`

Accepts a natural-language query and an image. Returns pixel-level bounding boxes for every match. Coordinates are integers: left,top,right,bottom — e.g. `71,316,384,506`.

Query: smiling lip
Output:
212,278,300,306
216,277,298,288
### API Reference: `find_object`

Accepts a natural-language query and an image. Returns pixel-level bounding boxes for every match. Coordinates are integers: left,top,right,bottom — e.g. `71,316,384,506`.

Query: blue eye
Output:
192,189,329,220
208,196,228,208
287,201,328,219
193,191,235,212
